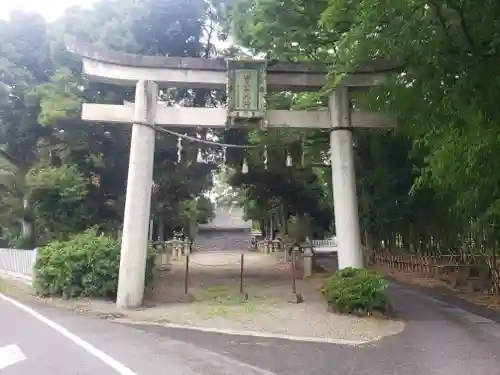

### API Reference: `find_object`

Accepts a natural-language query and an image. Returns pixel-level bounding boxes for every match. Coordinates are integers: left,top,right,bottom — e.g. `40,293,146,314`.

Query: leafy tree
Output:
0,12,65,246
0,0,225,246
222,0,500,293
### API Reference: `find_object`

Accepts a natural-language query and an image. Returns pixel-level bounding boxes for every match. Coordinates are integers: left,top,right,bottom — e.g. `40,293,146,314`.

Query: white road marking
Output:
118,320,367,345
0,344,26,370
0,293,138,375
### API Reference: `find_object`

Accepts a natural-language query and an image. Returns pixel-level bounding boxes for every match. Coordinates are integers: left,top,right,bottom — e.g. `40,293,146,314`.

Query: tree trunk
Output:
21,195,35,248
283,208,289,235
259,219,266,238
491,246,499,294
364,229,375,265
157,217,165,242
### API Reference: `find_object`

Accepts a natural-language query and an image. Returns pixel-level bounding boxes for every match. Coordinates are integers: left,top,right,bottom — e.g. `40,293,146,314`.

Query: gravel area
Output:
47,251,404,343
123,296,404,342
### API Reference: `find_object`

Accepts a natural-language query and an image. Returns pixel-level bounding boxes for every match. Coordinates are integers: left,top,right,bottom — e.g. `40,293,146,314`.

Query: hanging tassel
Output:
286,152,292,167
222,146,227,166
263,145,268,170
177,136,183,163
241,157,249,174
196,148,204,163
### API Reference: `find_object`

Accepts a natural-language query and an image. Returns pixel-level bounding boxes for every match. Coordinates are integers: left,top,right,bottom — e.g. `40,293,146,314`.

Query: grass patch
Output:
0,276,35,297
201,285,247,305
197,284,259,319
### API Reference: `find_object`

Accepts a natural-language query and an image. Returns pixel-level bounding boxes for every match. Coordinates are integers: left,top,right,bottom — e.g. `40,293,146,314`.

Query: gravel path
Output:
136,252,403,342
44,252,404,343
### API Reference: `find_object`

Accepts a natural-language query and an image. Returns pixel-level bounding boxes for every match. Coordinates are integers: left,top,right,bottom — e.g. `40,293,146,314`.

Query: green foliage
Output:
286,215,312,243
224,0,500,293
322,268,392,316
222,125,334,239
3,0,500,295
34,228,155,299
28,164,89,239
196,196,215,225
0,0,223,244
176,196,215,239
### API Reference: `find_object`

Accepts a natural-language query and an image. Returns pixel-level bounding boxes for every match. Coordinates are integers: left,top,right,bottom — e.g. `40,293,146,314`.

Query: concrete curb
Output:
115,319,368,346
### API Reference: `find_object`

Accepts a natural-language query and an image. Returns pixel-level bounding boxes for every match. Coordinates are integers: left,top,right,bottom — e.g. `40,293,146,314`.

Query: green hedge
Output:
322,267,392,316
34,229,155,299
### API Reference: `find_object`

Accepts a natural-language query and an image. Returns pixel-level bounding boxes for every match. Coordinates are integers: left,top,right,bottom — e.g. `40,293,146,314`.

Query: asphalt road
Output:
0,293,277,375
3,280,500,375
133,282,500,375
0,295,118,374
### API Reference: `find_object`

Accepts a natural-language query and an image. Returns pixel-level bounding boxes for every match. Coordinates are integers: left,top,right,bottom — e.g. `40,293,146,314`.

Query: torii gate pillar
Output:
116,80,158,309
329,88,363,269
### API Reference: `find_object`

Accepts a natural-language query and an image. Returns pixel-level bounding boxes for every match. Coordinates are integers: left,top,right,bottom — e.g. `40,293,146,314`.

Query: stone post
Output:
172,238,181,259
264,239,271,254
302,246,313,278
116,80,158,309
164,241,172,264
257,240,264,253
329,87,363,269
272,239,280,252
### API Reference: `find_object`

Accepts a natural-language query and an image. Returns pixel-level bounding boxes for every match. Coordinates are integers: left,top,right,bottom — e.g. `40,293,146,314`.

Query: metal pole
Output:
240,253,244,293
184,254,189,295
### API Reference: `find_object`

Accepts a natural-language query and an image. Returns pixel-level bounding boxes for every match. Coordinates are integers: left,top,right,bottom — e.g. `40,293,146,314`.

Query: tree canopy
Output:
0,0,223,246
221,0,500,267
2,0,500,292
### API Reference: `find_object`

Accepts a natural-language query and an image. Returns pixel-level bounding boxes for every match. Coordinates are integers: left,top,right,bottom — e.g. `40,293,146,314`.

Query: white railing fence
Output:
311,238,338,254
311,238,337,247
0,248,37,283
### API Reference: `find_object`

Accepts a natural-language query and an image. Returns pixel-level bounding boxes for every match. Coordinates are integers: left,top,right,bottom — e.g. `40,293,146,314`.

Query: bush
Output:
34,228,155,299
322,267,392,316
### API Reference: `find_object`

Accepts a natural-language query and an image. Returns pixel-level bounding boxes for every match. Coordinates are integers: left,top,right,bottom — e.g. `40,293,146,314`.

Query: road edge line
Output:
116,319,368,346
0,292,138,375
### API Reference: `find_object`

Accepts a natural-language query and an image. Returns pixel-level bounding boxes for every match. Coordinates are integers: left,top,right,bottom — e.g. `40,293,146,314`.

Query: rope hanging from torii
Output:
134,121,300,174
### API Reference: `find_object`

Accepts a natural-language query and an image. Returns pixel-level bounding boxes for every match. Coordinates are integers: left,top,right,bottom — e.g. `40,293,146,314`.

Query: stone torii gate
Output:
66,37,396,309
